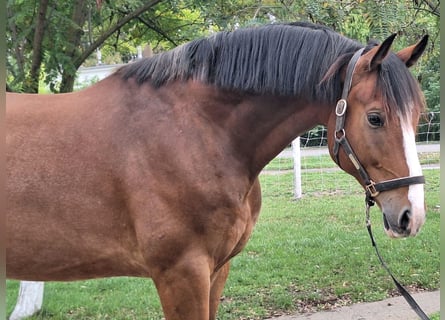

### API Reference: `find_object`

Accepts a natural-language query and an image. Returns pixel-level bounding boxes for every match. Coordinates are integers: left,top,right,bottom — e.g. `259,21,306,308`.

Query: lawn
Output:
6,168,439,319
264,151,440,171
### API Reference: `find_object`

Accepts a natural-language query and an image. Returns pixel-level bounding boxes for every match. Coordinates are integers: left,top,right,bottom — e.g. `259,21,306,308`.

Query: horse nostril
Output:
399,209,412,231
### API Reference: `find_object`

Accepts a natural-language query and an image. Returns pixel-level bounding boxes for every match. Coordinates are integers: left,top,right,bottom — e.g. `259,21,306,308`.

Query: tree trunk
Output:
59,71,77,93
23,0,49,93
7,6,26,87
58,0,88,93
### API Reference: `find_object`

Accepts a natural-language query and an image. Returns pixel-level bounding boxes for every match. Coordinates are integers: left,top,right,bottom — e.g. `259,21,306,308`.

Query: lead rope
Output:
365,197,430,320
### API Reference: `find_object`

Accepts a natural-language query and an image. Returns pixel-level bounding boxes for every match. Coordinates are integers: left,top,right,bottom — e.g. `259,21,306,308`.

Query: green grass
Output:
418,152,440,165
220,169,439,319
264,151,439,171
6,169,439,319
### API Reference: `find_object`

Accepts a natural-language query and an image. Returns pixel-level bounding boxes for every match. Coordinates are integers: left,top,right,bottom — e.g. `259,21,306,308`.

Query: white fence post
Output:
9,281,44,320
292,137,302,199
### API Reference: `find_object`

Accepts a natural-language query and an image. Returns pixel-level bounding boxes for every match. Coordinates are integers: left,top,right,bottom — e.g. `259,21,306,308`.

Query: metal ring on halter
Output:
334,128,345,142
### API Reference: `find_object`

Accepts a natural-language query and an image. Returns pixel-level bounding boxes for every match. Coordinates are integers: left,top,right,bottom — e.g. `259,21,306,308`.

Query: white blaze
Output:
401,114,425,231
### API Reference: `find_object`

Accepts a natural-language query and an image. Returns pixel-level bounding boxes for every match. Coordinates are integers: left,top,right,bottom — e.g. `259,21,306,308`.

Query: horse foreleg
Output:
209,262,230,320
153,255,211,320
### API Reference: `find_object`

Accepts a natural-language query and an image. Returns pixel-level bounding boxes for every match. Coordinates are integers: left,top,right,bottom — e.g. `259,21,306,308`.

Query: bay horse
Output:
7,22,428,319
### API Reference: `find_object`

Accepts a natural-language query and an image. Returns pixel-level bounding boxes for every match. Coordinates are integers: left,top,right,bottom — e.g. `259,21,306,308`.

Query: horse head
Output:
327,35,428,238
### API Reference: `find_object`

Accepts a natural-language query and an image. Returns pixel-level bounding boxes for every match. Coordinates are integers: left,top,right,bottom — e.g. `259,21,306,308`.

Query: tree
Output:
7,0,190,93
6,0,439,99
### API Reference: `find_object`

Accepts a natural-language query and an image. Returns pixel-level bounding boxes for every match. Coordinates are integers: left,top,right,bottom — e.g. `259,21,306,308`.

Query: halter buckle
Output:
335,99,347,116
366,180,380,198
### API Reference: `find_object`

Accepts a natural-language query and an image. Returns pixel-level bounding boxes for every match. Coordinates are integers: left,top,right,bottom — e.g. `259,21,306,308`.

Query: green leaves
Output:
6,0,439,95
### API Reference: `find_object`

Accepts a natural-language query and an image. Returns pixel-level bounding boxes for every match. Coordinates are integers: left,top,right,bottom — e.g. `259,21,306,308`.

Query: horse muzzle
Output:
382,204,426,238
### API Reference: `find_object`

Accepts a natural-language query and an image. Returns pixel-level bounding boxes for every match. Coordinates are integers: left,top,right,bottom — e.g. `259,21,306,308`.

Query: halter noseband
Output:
332,48,425,205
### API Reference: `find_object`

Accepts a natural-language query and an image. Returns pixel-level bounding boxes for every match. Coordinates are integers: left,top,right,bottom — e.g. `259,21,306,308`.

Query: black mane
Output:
117,22,424,115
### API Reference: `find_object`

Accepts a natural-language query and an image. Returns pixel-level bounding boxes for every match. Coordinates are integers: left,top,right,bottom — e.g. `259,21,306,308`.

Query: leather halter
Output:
332,48,425,205
333,49,430,320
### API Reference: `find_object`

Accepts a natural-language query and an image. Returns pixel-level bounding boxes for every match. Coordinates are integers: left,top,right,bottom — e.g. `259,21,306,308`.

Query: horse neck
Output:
171,81,331,180
234,95,330,177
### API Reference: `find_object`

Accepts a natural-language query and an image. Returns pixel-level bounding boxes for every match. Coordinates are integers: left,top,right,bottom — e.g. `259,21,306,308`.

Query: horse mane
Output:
116,22,424,116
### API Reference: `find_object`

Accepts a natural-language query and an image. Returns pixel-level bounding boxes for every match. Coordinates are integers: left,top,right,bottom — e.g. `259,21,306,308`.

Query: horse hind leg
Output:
152,254,212,320
209,262,230,320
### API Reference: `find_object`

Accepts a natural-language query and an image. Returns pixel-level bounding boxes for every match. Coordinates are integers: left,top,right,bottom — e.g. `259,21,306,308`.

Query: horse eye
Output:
367,113,384,127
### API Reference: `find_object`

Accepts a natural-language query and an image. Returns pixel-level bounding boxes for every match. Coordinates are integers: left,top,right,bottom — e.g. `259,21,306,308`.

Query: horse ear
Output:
396,35,429,68
368,33,397,71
